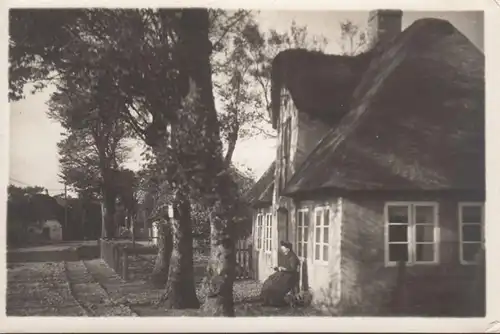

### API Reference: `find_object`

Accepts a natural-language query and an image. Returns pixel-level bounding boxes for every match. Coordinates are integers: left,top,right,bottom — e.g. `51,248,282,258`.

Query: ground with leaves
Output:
7,252,322,316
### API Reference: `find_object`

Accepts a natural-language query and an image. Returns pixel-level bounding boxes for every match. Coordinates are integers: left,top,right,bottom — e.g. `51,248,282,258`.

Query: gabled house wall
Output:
269,89,332,279
252,206,273,281
340,192,484,315
292,197,343,305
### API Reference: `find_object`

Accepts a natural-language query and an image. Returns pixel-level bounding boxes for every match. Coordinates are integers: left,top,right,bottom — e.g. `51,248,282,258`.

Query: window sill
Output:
385,261,440,267
312,260,329,266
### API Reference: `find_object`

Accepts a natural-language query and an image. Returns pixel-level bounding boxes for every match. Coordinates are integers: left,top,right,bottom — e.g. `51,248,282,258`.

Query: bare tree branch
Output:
212,10,252,48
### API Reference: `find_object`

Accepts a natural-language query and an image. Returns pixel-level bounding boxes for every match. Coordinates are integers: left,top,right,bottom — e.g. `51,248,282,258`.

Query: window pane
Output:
389,225,408,242
304,213,309,227
416,243,434,262
304,245,307,258
316,211,322,227
389,244,408,262
415,205,434,224
388,206,409,224
297,243,302,257
416,225,434,242
315,245,320,260
304,227,309,241
297,213,302,228
463,225,482,242
298,227,302,242
315,227,321,242
463,243,481,262
462,206,482,223
323,227,329,243
324,210,330,226
323,245,329,261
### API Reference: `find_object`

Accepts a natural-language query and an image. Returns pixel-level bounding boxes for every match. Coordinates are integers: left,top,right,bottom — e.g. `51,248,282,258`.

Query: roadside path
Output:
64,260,137,316
7,262,86,316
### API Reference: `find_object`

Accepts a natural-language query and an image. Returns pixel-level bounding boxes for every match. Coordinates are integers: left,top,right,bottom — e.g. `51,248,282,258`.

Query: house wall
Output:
293,111,331,177
340,194,484,316
277,89,331,187
43,220,63,241
293,198,342,305
267,89,332,282
252,206,274,282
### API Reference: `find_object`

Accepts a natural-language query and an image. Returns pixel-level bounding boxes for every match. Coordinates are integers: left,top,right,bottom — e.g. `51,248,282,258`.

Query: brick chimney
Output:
368,9,403,46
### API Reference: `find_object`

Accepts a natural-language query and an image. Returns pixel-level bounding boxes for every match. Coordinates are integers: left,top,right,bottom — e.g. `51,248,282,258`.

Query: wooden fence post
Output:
248,243,253,279
122,247,128,281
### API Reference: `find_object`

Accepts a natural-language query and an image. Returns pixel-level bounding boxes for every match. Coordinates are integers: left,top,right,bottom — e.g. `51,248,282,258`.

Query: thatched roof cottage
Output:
248,10,484,316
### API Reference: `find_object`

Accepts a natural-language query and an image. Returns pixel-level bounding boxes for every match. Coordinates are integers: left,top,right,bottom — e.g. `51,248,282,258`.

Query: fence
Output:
100,239,157,281
235,239,253,280
100,238,254,281
100,239,129,279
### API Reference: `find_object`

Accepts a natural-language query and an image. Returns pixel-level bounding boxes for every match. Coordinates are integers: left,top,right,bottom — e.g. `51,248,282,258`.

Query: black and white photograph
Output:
3,1,494,331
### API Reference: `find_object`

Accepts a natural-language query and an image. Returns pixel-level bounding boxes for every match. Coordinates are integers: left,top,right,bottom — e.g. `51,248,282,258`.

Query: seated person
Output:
260,241,299,307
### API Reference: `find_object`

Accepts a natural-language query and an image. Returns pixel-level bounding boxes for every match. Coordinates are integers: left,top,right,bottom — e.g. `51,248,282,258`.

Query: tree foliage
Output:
6,185,63,245
7,185,52,223
211,14,328,163
339,19,369,56
8,8,329,315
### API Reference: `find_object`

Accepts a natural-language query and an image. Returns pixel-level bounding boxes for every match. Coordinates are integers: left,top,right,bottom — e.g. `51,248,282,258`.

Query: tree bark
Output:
201,174,238,316
151,219,173,287
160,195,200,309
177,9,239,316
103,188,116,239
147,134,200,307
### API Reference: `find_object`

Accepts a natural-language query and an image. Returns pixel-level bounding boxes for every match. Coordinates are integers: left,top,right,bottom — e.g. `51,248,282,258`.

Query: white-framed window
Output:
385,202,439,266
297,209,310,258
458,202,484,265
256,214,263,250
314,207,330,263
264,213,273,253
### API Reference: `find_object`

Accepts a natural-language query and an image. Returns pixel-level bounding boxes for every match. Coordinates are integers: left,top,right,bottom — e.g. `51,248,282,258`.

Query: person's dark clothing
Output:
260,250,300,307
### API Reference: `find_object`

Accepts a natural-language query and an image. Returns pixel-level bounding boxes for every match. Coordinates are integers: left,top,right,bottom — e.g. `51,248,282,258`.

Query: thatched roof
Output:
245,162,275,207
270,48,374,129
283,18,484,195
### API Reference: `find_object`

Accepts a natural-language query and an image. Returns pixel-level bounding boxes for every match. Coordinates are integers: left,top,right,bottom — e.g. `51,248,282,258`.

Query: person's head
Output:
280,241,292,254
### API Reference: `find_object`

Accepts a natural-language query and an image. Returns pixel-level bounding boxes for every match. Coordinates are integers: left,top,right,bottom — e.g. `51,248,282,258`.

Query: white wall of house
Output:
42,220,63,241
256,86,342,300
253,207,274,282
294,198,343,305
252,197,343,305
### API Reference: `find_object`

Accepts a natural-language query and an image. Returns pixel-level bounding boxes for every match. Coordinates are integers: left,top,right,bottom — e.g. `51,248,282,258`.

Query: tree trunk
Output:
177,9,239,316
103,189,116,239
200,175,238,316
160,196,200,309
151,219,173,287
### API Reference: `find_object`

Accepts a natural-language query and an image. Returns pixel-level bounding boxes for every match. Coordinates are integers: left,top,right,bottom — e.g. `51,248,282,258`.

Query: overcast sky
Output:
8,10,484,195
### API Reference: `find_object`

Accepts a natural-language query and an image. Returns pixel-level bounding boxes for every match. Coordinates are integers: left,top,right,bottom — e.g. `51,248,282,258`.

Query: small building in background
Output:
42,219,63,241
151,221,161,246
